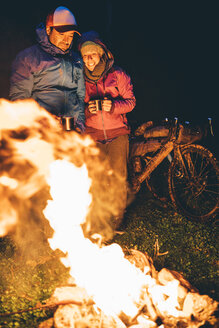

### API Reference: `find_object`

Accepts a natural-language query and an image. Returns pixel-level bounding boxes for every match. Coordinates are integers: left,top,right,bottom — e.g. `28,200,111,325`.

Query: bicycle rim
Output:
168,144,219,220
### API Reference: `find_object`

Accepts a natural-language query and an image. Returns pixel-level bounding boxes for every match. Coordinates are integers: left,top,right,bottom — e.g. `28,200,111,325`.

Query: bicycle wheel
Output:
168,144,219,220
145,155,172,202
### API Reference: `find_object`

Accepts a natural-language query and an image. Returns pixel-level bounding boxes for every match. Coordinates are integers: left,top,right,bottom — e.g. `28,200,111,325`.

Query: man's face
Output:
82,51,101,71
47,28,74,51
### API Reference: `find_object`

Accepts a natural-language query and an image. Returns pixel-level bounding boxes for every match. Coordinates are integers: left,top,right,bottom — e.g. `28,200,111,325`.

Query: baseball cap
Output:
46,6,79,33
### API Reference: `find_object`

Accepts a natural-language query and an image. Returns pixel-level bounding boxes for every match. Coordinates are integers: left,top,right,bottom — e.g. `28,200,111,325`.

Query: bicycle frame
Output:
130,121,203,191
135,140,175,185
130,126,178,193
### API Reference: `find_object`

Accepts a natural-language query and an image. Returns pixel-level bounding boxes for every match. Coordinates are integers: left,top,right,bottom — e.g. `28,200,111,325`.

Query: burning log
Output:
157,268,198,299
38,250,218,328
45,286,93,306
183,292,218,322
38,282,218,327
53,304,127,328
39,285,127,328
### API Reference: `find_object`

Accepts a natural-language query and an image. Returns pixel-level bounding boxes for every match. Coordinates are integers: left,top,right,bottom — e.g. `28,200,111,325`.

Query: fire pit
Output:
0,99,218,328
38,249,218,328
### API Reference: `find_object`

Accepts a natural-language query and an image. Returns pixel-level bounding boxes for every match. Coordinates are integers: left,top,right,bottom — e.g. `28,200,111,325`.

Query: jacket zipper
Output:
61,59,67,114
95,83,107,141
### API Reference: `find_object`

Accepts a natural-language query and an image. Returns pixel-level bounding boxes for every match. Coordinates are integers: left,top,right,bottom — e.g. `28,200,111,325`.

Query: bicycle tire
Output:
168,144,219,221
145,155,171,202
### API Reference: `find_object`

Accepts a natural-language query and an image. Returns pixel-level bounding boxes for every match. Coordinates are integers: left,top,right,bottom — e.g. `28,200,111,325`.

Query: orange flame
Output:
0,98,183,320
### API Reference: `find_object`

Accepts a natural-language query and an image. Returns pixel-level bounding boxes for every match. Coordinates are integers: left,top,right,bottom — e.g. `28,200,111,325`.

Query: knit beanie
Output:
46,6,79,32
80,41,104,57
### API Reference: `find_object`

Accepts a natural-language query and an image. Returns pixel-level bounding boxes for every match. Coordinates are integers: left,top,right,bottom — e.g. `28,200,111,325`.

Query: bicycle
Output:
128,118,219,221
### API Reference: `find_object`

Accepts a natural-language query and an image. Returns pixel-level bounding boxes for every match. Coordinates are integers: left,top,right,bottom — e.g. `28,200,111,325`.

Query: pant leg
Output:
110,135,129,180
97,135,129,228
97,135,129,179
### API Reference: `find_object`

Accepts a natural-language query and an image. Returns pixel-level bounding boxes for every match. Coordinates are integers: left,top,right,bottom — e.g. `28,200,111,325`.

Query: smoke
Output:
0,99,126,260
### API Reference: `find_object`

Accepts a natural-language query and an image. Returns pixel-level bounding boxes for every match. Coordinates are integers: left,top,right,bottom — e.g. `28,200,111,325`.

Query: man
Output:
9,6,85,132
78,31,136,228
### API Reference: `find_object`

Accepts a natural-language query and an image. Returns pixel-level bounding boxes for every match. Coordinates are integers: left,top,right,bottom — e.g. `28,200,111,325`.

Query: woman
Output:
78,31,136,227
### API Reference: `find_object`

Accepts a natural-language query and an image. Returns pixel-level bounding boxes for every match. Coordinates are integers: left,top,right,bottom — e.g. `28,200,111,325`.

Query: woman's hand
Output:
102,97,112,112
88,100,98,114
88,98,112,113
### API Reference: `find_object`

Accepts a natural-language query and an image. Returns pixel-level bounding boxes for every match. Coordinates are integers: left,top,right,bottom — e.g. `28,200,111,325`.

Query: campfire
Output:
0,99,218,328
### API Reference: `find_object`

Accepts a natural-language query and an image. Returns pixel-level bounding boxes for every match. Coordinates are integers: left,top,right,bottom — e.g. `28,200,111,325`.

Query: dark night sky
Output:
0,0,218,126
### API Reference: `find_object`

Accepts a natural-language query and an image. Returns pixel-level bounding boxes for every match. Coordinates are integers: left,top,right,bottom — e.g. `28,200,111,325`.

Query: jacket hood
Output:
36,23,73,56
78,31,114,72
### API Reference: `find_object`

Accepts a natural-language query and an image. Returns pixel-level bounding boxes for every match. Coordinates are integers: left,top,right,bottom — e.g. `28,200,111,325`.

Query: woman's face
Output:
82,51,101,71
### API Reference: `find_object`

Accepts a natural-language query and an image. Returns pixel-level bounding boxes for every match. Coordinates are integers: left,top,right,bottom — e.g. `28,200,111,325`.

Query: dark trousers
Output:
97,134,129,225
97,134,129,180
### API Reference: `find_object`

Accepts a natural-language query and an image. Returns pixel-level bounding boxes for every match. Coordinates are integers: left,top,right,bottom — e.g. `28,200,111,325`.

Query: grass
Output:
114,188,218,298
0,187,218,327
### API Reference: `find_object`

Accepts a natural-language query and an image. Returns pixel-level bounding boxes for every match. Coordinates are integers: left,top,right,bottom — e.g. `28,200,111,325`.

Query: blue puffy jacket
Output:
9,23,85,130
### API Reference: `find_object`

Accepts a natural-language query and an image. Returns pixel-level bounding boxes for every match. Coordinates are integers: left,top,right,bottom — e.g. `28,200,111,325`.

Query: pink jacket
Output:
84,66,136,141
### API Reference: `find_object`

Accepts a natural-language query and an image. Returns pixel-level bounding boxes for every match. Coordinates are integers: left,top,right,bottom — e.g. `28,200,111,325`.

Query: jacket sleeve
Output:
111,68,136,115
74,60,86,131
9,51,34,101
